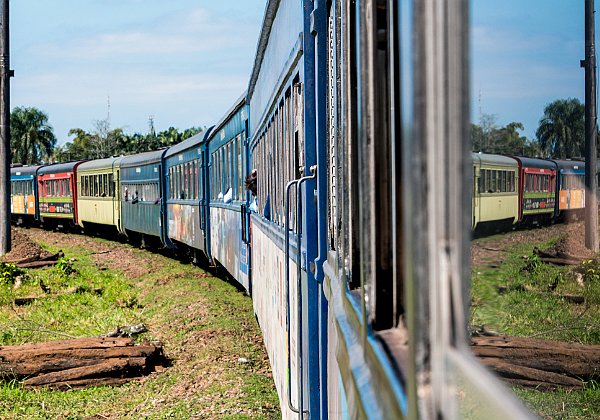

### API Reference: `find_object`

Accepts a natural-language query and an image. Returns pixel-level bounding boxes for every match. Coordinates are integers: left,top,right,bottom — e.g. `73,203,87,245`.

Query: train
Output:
472,153,590,230
8,1,546,419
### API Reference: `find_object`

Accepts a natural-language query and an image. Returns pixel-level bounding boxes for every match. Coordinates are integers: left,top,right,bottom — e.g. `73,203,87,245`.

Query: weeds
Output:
0,262,23,285
472,236,600,419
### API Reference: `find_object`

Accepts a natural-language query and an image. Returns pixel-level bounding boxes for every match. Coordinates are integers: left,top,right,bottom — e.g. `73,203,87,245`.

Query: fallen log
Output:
472,335,600,389
16,260,59,269
0,337,167,390
13,296,38,306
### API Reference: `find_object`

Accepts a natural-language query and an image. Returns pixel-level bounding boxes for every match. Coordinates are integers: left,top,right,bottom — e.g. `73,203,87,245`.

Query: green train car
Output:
76,157,124,233
472,153,519,229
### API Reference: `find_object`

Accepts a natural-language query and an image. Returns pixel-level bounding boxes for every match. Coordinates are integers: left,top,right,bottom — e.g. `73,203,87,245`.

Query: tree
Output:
10,107,57,164
52,123,204,163
471,115,538,156
536,98,585,159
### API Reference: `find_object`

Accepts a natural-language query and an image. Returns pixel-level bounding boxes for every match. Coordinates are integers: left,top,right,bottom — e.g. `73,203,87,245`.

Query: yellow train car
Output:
472,153,520,229
76,157,124,232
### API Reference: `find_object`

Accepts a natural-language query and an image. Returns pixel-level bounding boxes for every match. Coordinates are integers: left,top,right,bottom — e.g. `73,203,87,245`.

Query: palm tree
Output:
10,107,57,164
536,98,584,159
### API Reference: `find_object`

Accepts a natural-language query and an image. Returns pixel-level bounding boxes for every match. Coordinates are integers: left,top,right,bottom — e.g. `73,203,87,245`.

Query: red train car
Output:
37,161,85,227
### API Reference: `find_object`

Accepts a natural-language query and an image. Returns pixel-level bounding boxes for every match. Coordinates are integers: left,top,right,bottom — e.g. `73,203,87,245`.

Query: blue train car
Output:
207,95,250,290
246,1,530,419
120,150,170,246
247,0,321,417
164,128,213,257
10,165,43,224
551,159,585,218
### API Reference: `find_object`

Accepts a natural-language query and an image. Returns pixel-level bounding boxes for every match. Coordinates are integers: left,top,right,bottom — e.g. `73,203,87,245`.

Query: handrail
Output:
284,178,301,414
294,165,317,419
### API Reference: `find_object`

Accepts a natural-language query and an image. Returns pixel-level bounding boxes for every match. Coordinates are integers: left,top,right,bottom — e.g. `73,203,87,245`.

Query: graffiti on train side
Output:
168,204,199,248
210,208,249,289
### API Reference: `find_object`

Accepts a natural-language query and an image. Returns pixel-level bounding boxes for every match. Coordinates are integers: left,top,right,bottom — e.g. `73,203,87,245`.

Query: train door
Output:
473,162,480,228
114,168,121,233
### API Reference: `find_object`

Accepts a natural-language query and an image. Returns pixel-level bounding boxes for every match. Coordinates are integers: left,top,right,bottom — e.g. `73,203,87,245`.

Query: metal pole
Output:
584,0,598,251
0,0,10,255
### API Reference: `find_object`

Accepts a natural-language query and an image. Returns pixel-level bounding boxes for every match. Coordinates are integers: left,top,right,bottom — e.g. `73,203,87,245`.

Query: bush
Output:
0,262,23,285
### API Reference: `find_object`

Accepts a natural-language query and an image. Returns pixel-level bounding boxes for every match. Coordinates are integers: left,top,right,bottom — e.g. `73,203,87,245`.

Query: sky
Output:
472,1,587,139
8,1,593,145
10,0,265,145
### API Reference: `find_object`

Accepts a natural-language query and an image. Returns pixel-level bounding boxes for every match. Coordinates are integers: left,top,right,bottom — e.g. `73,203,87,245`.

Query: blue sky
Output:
472,1,587,138
9,1,592,145
11,0,265,144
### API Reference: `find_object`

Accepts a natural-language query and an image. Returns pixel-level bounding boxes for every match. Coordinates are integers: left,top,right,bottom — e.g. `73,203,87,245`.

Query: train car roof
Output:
511,156,556,170
247,1,279,100
471,153,518,166
550,159,585,172
208,93,247,138
38,161,84,175
120,149,166,168
164,127,214,158
10,165,43,176
78,156,125,172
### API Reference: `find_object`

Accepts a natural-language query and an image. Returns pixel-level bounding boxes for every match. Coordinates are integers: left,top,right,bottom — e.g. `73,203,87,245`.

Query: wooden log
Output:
0,344,158,364
0,337,133,352
13,296,38,306
1,357,105,376
8,251,62,265
0,337,166,390
472,335,600,389
478,357,583,388
16,260,58,269
23,357,147,387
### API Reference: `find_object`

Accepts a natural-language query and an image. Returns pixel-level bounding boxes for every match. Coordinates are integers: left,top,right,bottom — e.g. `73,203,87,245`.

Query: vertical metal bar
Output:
284,178,301,414
584,0,598,251
295,165,316,419
0,0,10,255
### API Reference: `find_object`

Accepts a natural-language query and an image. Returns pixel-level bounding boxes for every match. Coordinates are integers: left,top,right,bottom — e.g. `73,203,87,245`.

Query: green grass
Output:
0,230,279,419
471,234,600,418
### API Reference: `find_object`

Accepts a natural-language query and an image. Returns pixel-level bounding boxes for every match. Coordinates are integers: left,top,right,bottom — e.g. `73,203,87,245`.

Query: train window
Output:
188,163,192,198
237,135,242,200
190,161,195,200
177,165,182,199
227,142,233,196
214,152,218,199
103,174,108,196
188,162,192,198
108,173,114,197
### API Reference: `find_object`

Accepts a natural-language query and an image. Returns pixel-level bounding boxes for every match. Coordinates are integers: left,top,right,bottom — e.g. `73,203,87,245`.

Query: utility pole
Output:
583,0,598,251
0,0,10,256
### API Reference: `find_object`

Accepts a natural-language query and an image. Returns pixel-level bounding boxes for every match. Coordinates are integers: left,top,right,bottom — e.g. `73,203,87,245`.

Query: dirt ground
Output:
0,228,158,278
471,221,597,268
0,228,52,263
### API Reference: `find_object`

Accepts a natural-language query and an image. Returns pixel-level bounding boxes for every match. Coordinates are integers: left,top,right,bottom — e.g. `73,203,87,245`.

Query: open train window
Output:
351,0,402,331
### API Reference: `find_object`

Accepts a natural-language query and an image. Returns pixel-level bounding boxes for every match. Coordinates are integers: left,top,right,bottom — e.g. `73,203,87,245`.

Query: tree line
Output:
10,106,203,165
8,97,591,166
472,98,588,159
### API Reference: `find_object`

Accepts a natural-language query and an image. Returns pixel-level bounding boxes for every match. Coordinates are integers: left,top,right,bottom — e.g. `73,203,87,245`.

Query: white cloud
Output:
31,7,255,61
